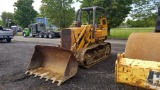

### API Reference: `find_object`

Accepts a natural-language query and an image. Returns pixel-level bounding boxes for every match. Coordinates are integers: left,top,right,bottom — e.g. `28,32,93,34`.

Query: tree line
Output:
126,0,159,27
0,0,159,29
126,13,157,27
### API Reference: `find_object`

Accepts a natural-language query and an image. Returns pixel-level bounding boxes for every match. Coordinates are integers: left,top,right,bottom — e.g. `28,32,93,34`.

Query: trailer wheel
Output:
6,38,11,43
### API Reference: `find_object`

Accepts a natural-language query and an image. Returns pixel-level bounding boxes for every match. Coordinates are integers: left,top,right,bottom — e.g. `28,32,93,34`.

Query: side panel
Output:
94,17,108,40
101,30,107,37
115,54,160,90
61,26,92,51
94,30,107,38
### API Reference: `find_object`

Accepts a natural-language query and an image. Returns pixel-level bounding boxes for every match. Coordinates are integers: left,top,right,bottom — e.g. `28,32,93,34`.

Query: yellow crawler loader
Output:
115,6,160,90
25,6,111,86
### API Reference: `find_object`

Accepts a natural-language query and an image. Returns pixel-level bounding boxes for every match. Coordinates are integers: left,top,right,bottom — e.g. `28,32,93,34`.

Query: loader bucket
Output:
25,45,78,86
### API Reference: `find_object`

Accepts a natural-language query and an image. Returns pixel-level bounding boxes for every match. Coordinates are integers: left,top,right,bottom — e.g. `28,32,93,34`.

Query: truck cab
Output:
23,23,46,37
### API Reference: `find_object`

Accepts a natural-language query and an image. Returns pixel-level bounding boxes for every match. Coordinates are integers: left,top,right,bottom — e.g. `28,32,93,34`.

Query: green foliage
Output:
131,0,160,20
79,0,133,28
126,12,157,27
1,12,15,27
14,0,37,28
40,0,75,28
0,20,2,25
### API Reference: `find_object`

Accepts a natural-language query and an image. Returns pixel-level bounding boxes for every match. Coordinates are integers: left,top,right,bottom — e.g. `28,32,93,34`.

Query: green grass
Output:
108,27,154,39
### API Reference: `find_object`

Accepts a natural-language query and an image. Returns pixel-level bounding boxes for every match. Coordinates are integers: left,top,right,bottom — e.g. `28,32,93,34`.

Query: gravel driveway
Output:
0,37,126,90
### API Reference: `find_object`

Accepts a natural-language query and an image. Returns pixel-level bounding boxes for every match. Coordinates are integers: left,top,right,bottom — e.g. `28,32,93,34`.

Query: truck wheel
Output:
6,38,11,43
44,33,48,38
44,34,46,38
23,33,27,37
29,33,34,37
55,33,61,38
39,33,44,38
49,33,54,38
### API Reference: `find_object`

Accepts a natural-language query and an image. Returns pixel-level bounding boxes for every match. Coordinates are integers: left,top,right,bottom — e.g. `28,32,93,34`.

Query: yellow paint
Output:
62,16,109,52
115,54,160,90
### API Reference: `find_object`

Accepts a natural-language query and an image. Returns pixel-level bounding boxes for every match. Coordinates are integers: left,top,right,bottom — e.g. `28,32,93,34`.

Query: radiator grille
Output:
61,29,71,50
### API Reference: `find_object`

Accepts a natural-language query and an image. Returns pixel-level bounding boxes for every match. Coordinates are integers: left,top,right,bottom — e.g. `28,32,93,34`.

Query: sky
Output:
0,0,81,15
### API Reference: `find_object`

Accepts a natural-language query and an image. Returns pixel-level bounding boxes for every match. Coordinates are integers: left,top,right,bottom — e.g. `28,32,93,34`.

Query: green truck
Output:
22,23,60,38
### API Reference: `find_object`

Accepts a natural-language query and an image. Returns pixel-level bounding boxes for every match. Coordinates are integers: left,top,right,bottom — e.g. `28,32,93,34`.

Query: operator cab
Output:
75,6,109,39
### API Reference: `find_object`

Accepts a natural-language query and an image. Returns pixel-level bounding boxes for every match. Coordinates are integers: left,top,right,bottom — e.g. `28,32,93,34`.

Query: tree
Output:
126,12,157,27
1,12,15,27
131,0,160,20
40,0,75,28
79,0,133,28
14,0,37,28
0,20,2,25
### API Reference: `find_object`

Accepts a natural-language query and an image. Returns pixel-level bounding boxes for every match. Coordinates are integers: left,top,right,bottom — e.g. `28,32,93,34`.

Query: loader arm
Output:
71,25,92,52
